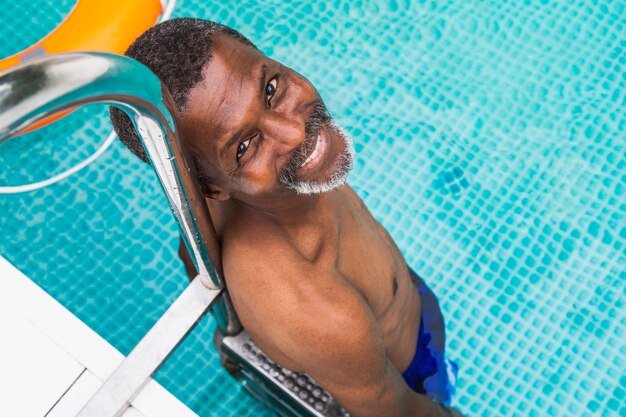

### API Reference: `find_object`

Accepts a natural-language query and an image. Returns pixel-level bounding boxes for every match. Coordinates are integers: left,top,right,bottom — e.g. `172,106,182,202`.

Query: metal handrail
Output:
0,52,233,416
0,52,220,287
0,0,178,194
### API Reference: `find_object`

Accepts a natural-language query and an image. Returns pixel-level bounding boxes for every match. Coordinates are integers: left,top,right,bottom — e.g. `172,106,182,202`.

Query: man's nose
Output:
259,111,305,152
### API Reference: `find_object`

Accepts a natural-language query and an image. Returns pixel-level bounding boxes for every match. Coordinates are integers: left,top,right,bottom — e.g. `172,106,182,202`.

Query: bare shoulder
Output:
220,216,369,360
220,217,300,294
220,214,338,317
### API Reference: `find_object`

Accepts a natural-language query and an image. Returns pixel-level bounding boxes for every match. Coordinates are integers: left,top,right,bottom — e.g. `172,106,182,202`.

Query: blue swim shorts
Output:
401,268,458,405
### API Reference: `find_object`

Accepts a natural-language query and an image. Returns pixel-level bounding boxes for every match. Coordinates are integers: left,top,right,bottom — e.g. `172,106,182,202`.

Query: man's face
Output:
180,34,353,203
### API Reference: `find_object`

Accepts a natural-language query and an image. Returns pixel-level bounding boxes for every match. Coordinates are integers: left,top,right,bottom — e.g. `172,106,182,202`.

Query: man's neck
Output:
210,187,343,235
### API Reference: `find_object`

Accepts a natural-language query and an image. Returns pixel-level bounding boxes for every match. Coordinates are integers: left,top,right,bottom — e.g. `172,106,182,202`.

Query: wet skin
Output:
179,34,444,417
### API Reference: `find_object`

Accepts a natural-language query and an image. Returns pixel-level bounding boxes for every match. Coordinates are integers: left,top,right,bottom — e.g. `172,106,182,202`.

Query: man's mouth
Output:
300,132,324,169
279,102,338,188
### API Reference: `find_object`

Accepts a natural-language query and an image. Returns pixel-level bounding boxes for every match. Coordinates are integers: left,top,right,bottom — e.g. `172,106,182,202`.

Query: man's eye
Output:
266,77,278,103
237,138,251,160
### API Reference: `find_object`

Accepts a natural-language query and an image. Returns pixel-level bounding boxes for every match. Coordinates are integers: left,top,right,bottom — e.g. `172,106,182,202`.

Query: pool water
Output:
1,1,624,416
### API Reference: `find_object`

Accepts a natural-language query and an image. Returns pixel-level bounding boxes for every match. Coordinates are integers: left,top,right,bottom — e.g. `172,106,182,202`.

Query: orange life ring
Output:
0,0,163,134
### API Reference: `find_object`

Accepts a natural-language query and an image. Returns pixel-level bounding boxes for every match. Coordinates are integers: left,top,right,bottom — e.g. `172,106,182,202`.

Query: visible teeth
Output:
302,134,322,167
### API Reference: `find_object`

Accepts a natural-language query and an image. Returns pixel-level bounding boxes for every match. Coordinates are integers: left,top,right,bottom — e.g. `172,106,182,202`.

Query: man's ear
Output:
200,182,231,201
195,166,231,201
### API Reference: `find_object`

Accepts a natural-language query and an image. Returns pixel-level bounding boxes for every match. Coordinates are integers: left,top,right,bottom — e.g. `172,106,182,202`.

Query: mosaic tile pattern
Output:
0,0,74,57
1,1,624,416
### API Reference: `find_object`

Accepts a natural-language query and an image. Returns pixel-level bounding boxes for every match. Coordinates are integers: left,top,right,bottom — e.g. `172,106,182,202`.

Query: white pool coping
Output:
0,255,199,417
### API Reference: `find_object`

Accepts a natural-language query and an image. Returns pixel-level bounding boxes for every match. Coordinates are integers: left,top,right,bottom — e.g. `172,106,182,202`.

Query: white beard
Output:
286,126,355,195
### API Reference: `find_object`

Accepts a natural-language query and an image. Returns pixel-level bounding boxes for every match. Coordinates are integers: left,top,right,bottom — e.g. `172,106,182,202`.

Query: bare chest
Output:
333,191,414,320
332,191,422,370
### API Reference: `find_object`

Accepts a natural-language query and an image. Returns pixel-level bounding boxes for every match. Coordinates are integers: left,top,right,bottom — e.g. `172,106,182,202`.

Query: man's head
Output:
110,18,353,203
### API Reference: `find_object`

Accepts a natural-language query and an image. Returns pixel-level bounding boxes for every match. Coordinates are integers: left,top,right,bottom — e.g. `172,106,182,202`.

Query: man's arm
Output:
279,287,443,417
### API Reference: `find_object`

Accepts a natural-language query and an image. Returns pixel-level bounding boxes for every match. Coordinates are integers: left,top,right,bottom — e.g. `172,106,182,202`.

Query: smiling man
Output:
110,18,462,417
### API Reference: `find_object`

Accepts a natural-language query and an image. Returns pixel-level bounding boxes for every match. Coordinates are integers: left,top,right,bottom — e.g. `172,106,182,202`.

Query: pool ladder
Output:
0,53,348,417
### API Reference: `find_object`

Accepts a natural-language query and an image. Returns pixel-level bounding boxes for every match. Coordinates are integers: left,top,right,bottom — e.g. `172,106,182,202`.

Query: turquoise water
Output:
1,1,625,416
